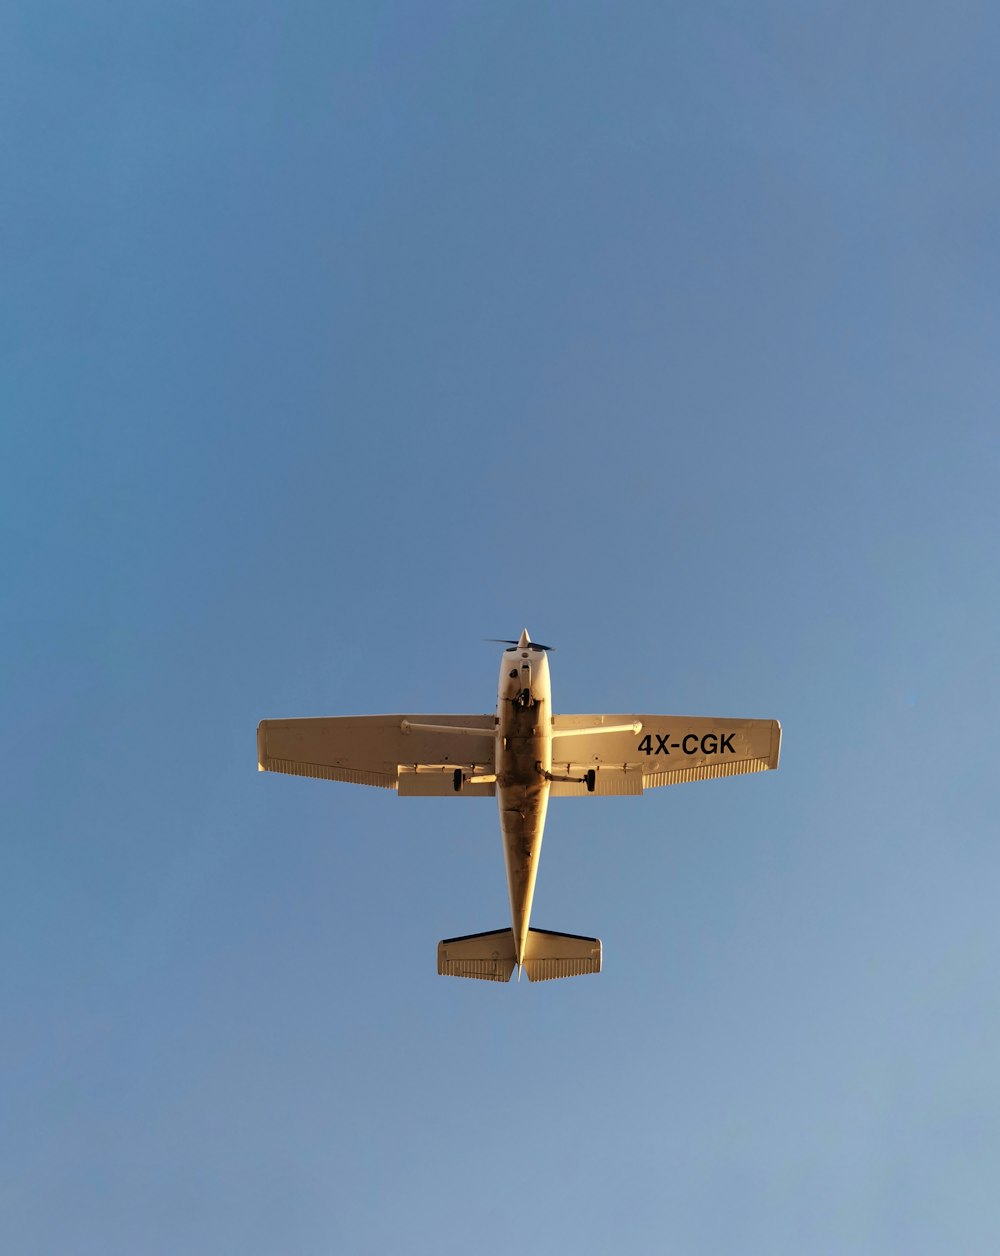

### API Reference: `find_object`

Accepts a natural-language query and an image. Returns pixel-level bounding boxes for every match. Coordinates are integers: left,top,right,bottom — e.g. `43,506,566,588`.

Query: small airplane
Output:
257,631,781,983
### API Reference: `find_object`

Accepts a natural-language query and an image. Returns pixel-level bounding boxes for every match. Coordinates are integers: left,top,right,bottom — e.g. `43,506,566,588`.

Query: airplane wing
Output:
257,715,498,796
549,714,781,796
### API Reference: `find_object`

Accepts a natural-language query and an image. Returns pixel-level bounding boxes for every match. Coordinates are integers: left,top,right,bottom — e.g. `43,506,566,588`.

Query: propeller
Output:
485,637,555,652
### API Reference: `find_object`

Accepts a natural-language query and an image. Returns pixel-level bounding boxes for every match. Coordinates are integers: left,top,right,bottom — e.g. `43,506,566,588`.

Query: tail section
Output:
437,927,601,982
438,929,517,982
522,928,601,982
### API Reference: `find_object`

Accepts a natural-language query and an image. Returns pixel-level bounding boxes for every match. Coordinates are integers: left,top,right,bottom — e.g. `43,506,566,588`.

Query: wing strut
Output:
551,721,643,738
401,720,497,738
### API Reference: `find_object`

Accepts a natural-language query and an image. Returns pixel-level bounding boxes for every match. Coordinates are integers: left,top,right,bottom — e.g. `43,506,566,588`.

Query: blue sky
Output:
3,3,999,1252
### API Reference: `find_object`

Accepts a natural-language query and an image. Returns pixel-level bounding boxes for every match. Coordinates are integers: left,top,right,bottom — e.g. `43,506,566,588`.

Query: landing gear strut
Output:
538,765,598,792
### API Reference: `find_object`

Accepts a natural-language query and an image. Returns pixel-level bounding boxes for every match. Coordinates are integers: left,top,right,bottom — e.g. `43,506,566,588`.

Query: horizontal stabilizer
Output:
522,928,602,982
438,929,516,982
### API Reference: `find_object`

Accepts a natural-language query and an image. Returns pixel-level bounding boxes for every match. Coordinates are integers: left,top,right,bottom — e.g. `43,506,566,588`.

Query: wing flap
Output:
398,766,495,798
550,767,644,796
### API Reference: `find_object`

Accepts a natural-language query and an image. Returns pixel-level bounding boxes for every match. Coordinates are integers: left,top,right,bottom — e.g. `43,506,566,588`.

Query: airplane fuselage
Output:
496,640,552,963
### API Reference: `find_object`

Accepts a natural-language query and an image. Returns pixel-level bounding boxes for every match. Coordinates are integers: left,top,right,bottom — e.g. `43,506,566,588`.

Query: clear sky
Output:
3,3,999,1252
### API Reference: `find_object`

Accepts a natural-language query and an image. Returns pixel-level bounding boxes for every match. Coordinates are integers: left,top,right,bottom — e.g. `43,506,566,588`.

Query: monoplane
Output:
257,631,781,982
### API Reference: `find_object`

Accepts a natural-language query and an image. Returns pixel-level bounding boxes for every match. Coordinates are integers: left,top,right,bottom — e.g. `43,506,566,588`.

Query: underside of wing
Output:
257,714,498,795
550,714,781,795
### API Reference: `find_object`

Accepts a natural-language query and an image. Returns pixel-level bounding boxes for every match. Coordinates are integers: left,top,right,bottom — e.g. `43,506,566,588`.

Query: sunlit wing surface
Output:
549,714,781,795
257,714,498,796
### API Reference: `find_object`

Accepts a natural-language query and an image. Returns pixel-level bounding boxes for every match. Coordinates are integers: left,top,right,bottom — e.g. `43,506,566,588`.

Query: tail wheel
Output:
585,769,596,793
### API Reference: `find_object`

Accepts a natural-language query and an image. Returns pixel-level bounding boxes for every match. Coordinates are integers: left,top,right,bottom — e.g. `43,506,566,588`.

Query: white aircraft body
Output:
257,631,781,983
